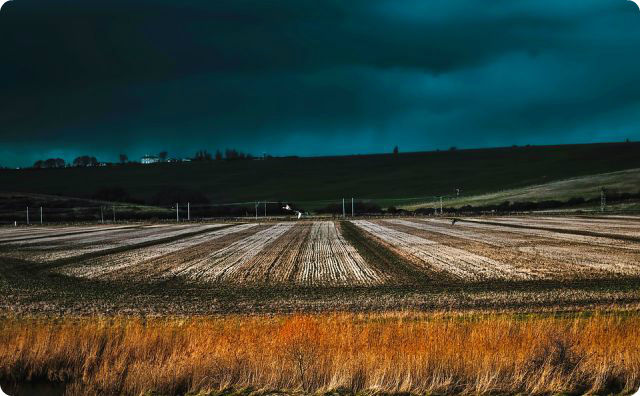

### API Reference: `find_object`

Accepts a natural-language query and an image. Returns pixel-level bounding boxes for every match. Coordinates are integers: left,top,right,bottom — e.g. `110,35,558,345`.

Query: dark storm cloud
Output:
1,0,640,166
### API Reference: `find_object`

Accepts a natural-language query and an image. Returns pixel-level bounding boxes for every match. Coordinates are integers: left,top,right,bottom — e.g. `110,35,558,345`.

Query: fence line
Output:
1,192,638,225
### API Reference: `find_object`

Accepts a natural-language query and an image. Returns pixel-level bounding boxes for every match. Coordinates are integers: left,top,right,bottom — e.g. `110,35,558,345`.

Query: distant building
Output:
141,155,160,164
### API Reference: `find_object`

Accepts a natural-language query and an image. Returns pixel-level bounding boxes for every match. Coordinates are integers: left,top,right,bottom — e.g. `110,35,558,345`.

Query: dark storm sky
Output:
1,0,640,166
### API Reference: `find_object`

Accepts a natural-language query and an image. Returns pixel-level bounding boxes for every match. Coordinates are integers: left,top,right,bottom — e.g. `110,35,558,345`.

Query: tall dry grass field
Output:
1,313,639,395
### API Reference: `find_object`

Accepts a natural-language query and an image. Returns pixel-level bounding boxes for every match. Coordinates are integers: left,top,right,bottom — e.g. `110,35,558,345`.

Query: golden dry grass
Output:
1,312,639,395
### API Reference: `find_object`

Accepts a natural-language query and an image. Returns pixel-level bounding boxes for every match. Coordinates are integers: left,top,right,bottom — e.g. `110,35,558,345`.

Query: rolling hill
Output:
404,167,640,211
2,142,640,210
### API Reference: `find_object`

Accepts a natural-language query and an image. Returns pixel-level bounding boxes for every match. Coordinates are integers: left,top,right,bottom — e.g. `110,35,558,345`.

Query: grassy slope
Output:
2,142,640,208
0,192,171,221
404,167,640,210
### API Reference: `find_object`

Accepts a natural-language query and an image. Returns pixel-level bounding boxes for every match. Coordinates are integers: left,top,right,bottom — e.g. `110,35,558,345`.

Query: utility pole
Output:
601,188,606,212
440,196,443,215
112,206,115,222
351,197,354,217
187,202,190,221
264,201,267,217
40,207,43,225
101,206,104,224
255,202,258,220
176,203,179,222
342,198,345,219
26,206,29,225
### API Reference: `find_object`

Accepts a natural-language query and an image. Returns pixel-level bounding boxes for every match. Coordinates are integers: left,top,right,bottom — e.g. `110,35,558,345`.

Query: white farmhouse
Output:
141,154,160,164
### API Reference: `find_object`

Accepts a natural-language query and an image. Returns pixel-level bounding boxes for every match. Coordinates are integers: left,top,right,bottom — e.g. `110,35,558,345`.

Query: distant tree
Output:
119,154,128,164
393,146,399,156
194,150,212,161
73,155,98,167
225,148,238,160
449,146,457,151
223,148,250,160
43,158,65,168
158,151,168,161
215,149,223,161
33,158,65,169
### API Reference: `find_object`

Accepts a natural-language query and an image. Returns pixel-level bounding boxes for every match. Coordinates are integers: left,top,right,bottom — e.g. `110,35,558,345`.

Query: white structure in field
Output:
282,204,303,219
141,155,160,164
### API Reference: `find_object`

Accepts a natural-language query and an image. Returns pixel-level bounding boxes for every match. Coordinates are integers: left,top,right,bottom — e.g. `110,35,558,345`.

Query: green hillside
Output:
404,168,640,210
2,142,640,209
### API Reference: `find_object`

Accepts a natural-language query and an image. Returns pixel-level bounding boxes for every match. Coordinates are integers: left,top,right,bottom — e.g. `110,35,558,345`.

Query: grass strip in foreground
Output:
1,312,639,395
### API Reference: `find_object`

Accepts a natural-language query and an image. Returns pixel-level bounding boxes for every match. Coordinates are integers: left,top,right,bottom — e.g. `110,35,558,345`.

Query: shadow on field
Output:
2,250,640,315
1,380,65,396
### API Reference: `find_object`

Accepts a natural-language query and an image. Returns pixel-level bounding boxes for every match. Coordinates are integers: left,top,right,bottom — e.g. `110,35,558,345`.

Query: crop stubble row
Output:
57,222,382,286
352,220,533,281
379,218,640,280
4,215,640,286
2,224,222,262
